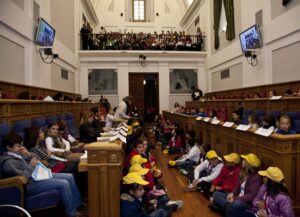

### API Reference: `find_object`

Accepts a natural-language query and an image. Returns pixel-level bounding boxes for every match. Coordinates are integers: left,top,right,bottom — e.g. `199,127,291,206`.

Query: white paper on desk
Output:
118,134,127,143
120,129,127,137
211,119,220,125
50,155,67,162
121,126,128,132
80,151,88,159
203,117,211,122
236,124,251,131
196,117,202,121
271,96,282,100
97,137,110,141
223,122,234,127
122,122,129,128
116,126,122,131
255,127,273,137
109,134,119,142
113,131,119,136
110,134,127,143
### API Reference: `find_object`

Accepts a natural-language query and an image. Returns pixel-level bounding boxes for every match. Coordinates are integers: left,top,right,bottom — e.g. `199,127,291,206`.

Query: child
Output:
275,115,296,135
208,153,241,214
165,128,182,154
1,133,83,217
105,107,116,129
184,150,224,199
121,173,167,217
248,114,259,129
232,110,242,125
225,154,262,217
262,115,276,130
229,167,295,217
169,138,200,175
125,139,145,170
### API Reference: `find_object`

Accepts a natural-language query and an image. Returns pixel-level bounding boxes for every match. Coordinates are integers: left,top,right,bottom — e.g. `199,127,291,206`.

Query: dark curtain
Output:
213,0,222,49
224,0,235,40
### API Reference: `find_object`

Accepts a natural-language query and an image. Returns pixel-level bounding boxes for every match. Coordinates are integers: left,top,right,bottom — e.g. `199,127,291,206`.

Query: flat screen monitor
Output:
35,18,56,47
239,25,262,53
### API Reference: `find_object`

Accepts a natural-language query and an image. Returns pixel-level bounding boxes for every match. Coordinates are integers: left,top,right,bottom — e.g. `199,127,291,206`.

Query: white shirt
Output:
45,137,70,153
177,145,200,163
193,158,224,183
105,113,115,128
114,101,130,120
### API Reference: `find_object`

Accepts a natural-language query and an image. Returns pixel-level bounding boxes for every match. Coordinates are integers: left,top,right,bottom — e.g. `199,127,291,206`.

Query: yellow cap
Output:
133,122,140,128
241,153,260,167
127,126,133,135
122,172,149,185
224,153,240,164
129,164,149,175
258,167,285,183
130,155,147,165
206,150,218,159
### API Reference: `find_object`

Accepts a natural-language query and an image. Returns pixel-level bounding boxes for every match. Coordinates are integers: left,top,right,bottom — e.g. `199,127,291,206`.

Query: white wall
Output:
79,51,206,112
0,0,82,93
94,0,185,33
184,0,300,92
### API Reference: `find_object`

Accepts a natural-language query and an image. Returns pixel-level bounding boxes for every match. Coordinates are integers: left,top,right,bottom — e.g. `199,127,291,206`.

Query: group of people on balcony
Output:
80,26,204,51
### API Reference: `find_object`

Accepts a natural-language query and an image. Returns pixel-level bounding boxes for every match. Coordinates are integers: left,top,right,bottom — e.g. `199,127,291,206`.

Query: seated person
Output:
230,167,294,217
121,173,167,217
208,153,242,214
262,115,276,130
1,133,83,217
164,128,182,154
124,139,145,170
225,154,262,217
58,120,85,153
45,123,82,162
184,150,223,199
232,110,242,125
79,111,101,143
248,114,259,129
90,107,105,132
275,115,296,135
105,107,116,129
268,90,277,98
168,138,200,175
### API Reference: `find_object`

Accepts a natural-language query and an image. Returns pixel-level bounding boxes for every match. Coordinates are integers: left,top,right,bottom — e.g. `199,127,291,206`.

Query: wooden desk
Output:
164,111,300,214
83,140,125,217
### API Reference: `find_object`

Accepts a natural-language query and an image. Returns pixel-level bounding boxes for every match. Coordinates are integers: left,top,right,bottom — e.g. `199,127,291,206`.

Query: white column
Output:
79,62,89,97
118,62,129,102
197,62,206,94
158,62,169,113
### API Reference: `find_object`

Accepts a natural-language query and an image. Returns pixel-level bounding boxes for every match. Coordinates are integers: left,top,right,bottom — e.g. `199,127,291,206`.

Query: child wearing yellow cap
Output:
228,166,294,217
209,153,241,208
184,150,223,199
211,153,263,216
121,172,167,217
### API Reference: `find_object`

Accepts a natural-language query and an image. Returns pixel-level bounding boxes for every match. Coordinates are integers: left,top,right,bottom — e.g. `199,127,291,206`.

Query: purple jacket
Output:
233,173,263,204
252,184,295,217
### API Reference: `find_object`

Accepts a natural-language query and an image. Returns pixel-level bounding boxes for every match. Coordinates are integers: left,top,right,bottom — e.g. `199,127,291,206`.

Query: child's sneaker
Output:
166,200,184,210
179,169,188,175
182,184,197,192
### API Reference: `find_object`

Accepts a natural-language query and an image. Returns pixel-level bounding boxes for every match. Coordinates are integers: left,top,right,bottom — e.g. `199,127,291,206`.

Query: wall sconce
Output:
139,54,146,67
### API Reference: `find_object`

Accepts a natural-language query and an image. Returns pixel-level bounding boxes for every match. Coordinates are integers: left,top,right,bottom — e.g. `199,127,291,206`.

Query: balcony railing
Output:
79,33,206,52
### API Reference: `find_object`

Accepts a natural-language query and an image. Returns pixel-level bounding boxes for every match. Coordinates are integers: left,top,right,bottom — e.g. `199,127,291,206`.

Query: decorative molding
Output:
179,0,204,28
80,0,100,27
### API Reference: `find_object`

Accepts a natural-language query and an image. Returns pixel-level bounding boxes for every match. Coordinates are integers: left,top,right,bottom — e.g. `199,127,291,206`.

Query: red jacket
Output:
124,150,139,169
168,136,182,149
212,164,241,192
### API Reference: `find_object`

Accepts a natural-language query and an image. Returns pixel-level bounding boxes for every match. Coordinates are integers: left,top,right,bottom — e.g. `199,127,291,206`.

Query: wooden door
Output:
129,73,145,117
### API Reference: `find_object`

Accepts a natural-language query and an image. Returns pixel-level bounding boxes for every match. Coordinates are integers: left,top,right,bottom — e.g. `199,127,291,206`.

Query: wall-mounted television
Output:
239,25,262,53
35,18,56,47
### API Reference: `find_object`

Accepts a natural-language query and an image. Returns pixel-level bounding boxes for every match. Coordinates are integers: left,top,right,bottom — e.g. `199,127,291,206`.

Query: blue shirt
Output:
275,129,297,135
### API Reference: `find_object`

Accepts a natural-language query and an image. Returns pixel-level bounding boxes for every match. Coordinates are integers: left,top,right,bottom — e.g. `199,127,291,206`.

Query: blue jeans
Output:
213,191,228,208
225,199,252,217
149,209,167,217
27,173,81,217
177,160,196,170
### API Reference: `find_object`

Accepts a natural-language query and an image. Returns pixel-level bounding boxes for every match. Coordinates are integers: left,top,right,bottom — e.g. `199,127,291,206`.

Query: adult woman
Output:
79,111,101,143
114,95,134,121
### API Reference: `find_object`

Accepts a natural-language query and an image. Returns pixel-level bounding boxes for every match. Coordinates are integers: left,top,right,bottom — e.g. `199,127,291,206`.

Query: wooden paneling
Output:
0,99,97,127
162,111,300,214
83,141,124,217
0,80,81,99
205,80,300,98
